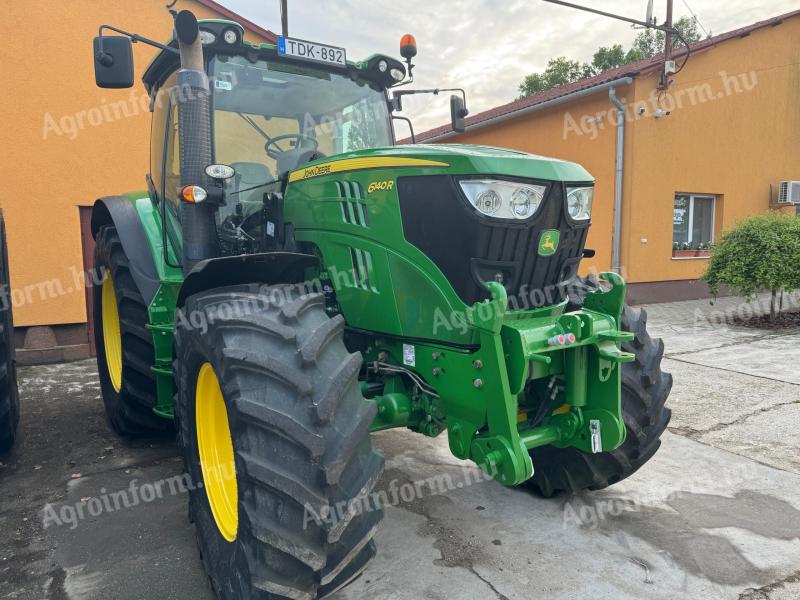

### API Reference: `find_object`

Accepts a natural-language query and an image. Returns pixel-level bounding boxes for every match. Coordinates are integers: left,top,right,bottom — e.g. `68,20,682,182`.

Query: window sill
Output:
671,250,710,260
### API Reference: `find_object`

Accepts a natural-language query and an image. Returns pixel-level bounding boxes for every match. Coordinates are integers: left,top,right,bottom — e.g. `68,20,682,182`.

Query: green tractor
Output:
90,10,671,599
0,210,18,455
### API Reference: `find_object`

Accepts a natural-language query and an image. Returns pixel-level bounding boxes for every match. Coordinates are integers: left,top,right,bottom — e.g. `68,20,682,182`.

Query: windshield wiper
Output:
230,180,280,196
236,112,272,143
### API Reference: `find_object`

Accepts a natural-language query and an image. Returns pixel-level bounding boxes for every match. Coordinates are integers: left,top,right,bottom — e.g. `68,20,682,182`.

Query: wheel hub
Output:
195,362,238,542
101,276,123,392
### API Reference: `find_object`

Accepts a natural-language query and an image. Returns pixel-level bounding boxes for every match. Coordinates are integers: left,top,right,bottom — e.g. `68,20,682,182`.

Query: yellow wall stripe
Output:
288,157,450,183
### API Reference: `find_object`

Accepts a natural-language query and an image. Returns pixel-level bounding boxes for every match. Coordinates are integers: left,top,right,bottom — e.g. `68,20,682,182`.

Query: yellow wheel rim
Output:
196,362,238,542
101,276,123,392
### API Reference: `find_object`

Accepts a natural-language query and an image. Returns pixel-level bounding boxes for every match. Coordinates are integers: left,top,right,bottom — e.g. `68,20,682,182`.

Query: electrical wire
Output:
371,362,440,398
672,29,692,75
680,0,710,38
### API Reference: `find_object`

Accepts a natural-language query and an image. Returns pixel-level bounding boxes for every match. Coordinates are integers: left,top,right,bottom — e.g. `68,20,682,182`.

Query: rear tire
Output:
0,213,18,454
175,284,384,600
93,225,167,435
523,277,673,496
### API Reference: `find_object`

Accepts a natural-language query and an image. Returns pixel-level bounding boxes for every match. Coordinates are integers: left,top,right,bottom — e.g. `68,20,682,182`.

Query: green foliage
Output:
703,213,800,318
344,100,383,151
632,16,704,58
591,44,643,71
518,57,593,96
518,16,706,97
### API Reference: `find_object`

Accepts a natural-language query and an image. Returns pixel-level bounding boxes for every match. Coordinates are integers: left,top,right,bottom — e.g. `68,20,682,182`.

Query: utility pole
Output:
280,0,288,37
664,0,674,59
660,0,674,88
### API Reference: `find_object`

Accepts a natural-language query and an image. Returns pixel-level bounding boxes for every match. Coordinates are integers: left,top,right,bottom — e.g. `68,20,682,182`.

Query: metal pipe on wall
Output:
608,86,626,275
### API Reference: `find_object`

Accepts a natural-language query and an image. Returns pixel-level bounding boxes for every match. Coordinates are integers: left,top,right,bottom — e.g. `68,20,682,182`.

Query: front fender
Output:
91,197,161,304
176,252,320,308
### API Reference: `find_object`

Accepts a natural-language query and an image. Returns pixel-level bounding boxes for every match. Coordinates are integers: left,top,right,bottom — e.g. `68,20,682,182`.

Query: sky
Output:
223,0,798,132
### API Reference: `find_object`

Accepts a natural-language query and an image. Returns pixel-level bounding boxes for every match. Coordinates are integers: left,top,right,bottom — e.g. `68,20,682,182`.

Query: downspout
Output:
608,86,626,275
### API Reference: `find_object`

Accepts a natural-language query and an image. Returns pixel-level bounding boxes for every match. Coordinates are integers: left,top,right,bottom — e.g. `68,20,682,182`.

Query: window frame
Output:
152,72,183,268
672,193,717,258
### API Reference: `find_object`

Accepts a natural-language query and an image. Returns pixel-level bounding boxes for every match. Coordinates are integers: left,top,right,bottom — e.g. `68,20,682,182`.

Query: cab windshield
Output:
211,55,393,194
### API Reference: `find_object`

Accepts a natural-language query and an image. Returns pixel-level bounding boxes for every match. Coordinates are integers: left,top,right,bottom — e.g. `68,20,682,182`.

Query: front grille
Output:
397,175,589,307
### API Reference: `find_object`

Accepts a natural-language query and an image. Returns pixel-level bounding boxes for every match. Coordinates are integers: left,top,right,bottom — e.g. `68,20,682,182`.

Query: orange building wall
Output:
3,1,271,328
446,16,800,285
624,17,800,283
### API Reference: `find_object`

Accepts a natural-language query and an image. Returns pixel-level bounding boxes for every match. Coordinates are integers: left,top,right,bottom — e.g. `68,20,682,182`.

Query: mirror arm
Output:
392,116,416,144
97,24,180,57
392,87,467,105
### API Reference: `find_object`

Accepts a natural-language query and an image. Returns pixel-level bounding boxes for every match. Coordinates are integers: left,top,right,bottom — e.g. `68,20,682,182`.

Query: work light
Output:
223,29,239,44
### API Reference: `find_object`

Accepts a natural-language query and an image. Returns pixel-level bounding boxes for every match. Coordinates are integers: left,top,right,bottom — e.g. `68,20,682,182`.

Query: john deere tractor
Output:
90,10,671,599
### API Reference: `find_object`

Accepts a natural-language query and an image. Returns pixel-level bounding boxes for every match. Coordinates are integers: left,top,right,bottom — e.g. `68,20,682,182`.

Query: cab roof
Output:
142,18,401,95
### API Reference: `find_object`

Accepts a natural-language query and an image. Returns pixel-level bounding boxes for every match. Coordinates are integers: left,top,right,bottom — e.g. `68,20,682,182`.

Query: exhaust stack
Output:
174,10,217,274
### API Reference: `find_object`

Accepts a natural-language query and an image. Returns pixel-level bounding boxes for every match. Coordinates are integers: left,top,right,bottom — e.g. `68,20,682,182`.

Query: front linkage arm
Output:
368,273,634,486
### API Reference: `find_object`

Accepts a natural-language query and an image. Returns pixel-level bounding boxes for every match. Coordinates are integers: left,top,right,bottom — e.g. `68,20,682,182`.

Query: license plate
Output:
278,36,347,67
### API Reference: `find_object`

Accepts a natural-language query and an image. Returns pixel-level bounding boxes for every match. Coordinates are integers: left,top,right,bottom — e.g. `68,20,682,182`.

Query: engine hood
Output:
288,143,594,184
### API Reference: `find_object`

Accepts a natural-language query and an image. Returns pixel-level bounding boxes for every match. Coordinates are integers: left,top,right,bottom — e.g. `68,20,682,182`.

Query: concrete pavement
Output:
1,294,798,600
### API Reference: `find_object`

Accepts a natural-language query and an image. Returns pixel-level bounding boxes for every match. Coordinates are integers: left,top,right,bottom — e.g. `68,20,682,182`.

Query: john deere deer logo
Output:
538,230,560,256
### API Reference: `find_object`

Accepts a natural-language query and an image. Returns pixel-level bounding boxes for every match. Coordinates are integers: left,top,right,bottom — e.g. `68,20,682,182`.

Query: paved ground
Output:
1,293,798,600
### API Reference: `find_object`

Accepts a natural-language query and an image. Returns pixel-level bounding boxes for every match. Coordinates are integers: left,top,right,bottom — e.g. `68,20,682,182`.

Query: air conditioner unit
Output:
778,181,800,205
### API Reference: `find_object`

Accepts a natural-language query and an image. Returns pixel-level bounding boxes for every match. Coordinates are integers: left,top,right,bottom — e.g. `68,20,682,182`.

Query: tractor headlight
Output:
459,180,546,220
566,186,593,220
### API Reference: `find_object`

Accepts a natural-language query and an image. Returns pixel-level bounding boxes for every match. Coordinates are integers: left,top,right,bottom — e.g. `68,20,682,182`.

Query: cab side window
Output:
150,72,180,213
148,82,170,197
163,94,181,212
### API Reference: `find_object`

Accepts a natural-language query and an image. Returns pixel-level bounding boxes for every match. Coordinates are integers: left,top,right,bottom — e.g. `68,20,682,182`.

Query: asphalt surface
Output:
1,293,799,600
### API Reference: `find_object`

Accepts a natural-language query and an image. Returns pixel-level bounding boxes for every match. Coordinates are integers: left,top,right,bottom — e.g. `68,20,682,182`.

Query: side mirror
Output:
450,95,468,133
93,36,134,88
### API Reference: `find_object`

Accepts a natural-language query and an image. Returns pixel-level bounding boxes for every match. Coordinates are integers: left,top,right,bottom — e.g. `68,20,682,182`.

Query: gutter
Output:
422,76,634,142
608,85,627,275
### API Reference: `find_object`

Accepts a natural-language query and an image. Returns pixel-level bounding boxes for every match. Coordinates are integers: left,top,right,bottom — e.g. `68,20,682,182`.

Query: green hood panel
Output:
293,143,593,183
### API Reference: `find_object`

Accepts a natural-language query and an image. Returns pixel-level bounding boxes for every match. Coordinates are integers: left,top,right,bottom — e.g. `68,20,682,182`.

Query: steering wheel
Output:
264,134,319,160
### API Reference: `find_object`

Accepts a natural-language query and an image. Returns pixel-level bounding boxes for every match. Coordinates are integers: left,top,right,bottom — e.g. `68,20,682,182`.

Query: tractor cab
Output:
96,17,462,258
128,19,400,256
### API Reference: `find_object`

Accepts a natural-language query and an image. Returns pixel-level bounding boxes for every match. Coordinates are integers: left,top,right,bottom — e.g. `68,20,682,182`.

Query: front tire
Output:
175,284,384,600
0,212,18,454
524,277,673,496
93,225,167,435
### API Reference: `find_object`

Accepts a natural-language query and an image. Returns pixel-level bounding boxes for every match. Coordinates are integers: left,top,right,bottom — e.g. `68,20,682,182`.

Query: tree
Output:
518,57,592,96
702,213,800,320
344,99,382,151
631,16,704,58
518,16,707,97
591,44,641,71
